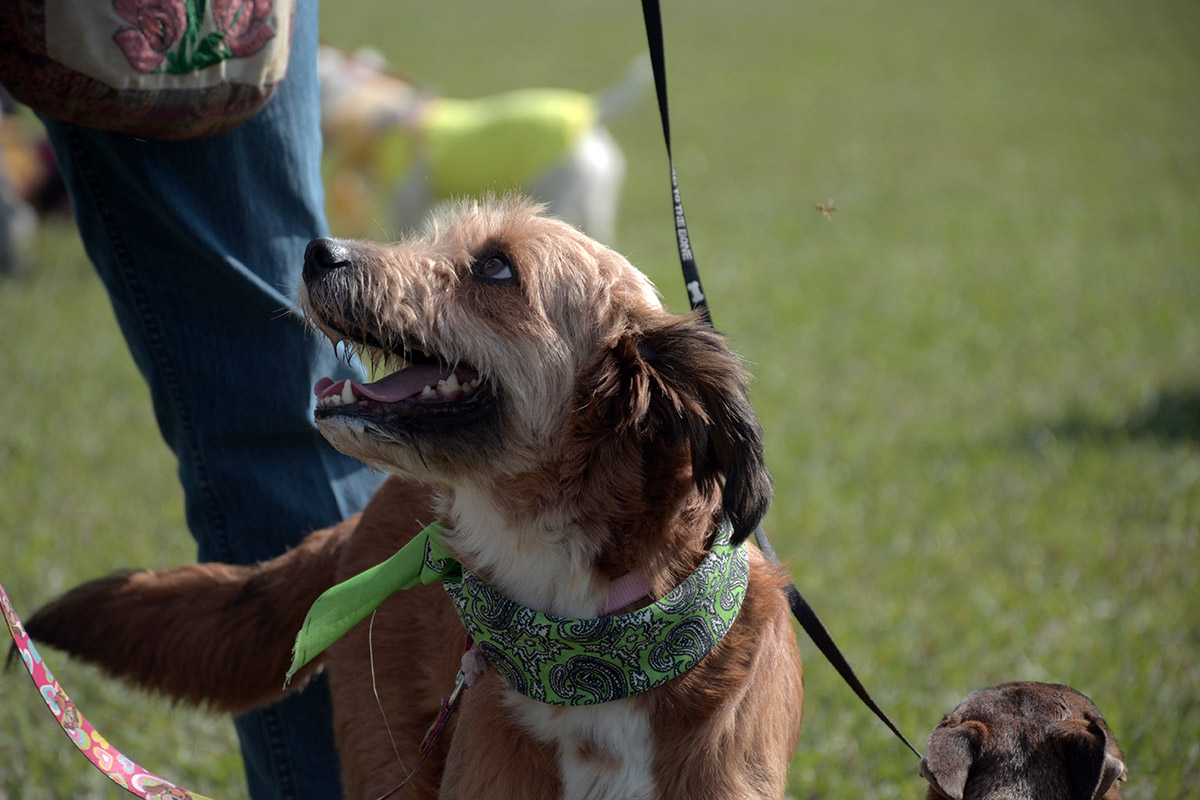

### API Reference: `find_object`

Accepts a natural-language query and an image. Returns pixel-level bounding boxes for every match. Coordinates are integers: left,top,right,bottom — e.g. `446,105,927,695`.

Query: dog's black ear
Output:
920,720,983,800
1049,717,1126,800
591,315,772,544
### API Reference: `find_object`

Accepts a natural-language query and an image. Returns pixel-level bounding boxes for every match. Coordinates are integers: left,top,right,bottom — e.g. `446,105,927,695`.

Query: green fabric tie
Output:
286,521,455,682
287,521,749,706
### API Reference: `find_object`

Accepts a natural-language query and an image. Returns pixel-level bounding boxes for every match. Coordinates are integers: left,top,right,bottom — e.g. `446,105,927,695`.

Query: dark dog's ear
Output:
1049,717,1127,800
580,315,772,543
920,720,985,800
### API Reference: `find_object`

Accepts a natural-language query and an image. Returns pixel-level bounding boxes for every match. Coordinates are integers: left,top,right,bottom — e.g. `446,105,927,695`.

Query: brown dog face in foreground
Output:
299,196,779,612
28,196,803,799
921,682,1126,800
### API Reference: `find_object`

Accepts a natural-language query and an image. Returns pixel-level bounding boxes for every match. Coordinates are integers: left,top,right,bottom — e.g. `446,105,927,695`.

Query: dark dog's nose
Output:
303,238,352,281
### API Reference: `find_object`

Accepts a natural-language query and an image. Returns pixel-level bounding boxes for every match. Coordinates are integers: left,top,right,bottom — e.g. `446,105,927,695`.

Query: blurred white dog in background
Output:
318,46,650,243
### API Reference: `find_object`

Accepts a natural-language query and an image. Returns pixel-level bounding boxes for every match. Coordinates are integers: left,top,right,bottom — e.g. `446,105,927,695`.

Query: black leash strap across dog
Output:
638,0,710,328
639,0,922,761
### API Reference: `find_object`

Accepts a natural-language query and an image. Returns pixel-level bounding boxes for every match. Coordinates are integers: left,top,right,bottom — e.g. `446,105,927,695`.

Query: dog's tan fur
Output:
28,197,803,799
921,682,1126,800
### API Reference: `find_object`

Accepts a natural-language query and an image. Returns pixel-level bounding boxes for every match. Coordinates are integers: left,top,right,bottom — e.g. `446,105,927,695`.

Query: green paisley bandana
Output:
442,526,748,706
288,521,749,707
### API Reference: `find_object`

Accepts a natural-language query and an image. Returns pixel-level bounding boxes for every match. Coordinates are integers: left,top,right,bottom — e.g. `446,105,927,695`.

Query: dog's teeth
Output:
436,373,462,397
421,385,436,398
340,381,356,405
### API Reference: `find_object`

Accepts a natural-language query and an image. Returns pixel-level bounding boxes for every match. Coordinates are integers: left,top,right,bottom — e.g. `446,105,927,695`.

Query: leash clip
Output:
420,639,486,754
445,673,469,712
420,673,467,755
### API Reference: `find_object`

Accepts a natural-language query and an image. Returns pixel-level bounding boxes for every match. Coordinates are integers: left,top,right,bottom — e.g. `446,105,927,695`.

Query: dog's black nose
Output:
303,238,352,281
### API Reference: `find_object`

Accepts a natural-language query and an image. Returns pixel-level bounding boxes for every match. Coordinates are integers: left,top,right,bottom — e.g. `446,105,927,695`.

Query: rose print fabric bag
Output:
0,0,294,139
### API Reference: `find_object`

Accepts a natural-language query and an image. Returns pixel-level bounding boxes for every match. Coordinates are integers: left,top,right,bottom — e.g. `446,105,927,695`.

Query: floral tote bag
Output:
0,0,294,139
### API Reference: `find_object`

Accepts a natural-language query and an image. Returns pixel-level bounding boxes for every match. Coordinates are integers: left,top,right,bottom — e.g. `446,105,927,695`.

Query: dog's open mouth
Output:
313,337,492,424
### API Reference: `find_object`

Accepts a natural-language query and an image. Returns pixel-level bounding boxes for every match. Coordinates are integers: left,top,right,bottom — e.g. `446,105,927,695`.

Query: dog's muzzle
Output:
301,237,497,433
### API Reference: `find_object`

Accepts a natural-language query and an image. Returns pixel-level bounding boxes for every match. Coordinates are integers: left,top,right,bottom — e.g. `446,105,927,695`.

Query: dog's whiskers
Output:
349,341,374,373
370,216,391,242
408,433,429,470
269,305,298,323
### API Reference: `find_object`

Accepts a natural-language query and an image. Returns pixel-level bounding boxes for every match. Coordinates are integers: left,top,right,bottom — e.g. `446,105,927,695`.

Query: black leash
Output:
638,0,710,328
639,0,922,761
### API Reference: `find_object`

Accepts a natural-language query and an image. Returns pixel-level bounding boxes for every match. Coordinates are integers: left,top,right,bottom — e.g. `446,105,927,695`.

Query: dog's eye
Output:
473,254,516,283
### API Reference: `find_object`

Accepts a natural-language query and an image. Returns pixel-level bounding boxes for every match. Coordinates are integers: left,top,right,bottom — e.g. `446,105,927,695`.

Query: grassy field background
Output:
2,0,1198,797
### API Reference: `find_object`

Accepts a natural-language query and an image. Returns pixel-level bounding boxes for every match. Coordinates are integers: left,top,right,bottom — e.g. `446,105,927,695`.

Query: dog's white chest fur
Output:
449,485,656,798
445,484,607,617
510,694,655,800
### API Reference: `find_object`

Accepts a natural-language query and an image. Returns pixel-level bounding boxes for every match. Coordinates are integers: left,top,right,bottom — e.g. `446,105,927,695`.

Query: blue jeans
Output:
39,0,380,796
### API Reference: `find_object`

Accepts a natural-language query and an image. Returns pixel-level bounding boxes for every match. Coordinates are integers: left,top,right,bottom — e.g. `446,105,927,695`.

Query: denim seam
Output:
261,706,298,800
64,125,306,798
61,124,236,566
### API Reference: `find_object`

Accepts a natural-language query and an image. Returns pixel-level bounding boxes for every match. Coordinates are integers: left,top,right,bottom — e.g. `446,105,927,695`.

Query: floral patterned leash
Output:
1,579,218,800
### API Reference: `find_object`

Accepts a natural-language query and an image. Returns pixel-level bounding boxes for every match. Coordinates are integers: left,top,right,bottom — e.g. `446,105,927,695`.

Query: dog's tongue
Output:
314,364,458,403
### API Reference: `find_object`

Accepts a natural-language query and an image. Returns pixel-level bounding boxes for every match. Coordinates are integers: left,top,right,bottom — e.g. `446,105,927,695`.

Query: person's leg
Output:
38,0,380,796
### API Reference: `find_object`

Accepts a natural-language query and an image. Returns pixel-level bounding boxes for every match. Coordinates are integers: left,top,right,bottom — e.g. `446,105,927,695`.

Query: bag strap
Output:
639,0,922,760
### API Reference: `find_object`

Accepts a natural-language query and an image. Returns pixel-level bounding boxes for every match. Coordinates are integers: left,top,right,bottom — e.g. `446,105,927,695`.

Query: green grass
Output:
2,0,1198,797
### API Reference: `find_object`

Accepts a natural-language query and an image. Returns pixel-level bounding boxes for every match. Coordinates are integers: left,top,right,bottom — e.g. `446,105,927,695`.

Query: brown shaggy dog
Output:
921,682,1126,800
27,197,804,800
